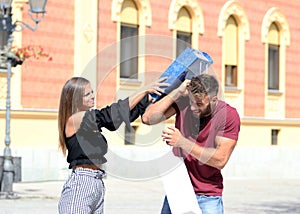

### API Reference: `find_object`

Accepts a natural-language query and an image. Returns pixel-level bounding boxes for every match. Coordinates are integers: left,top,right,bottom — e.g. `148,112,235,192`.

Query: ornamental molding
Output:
168,0,204,34
83,22,95,43
217,0,250,40
13,0,27,7
261,7,290,46
111,0,152,26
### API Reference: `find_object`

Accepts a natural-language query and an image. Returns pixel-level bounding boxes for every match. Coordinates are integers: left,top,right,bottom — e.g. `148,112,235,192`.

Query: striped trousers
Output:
58,168,106,214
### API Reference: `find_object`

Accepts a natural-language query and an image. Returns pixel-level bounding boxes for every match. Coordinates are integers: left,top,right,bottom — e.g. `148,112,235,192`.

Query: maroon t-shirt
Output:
173,99,240,196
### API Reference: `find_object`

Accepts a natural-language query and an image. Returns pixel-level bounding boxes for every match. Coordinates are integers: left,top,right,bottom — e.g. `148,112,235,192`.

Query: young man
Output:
142,74,240,214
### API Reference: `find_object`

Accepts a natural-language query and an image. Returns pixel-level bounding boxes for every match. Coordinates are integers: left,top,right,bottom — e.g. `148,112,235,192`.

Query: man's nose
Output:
190,104,197,111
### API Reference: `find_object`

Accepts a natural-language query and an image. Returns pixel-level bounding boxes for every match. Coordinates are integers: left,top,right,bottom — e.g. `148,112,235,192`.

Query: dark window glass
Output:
176,31,191,57
225,65,238,87
271,129,279,145
125,126,136,145
268,44,280,90
120,25,138,79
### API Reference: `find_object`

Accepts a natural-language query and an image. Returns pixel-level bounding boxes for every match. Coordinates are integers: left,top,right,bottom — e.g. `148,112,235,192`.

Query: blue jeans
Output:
161,195,224,214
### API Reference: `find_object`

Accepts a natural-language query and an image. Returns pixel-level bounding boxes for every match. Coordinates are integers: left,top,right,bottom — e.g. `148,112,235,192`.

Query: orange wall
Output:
17,0,300,119
20,1,75,109
97,0,118,107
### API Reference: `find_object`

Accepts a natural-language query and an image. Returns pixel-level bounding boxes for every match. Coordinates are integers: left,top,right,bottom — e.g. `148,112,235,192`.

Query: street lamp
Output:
0,0,48,199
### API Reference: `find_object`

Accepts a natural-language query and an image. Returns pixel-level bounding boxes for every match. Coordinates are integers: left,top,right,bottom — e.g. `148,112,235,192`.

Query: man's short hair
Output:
188,74,219,98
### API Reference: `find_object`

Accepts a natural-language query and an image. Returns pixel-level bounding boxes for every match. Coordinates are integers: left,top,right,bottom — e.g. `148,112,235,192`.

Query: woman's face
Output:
82,83,95,110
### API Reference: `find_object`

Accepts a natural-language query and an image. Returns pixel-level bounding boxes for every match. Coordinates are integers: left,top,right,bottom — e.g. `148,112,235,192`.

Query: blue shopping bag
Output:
151,47,213,102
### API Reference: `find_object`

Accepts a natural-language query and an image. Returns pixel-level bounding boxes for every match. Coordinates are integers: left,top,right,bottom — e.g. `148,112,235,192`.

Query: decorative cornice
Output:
261,7,290,46
218,0,250,40
242,117,300,127
111,0,152,26
0,109,58,120
168,0,204,34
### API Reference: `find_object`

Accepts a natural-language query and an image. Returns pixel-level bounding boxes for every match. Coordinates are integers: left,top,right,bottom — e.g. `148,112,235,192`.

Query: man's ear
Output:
211,96,218,103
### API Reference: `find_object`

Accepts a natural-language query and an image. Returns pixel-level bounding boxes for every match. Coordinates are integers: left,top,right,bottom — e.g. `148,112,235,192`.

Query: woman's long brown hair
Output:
58,77,89,156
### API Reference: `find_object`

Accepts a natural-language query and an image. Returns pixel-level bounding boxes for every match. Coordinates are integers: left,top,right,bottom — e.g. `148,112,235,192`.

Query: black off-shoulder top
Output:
65,96,149,169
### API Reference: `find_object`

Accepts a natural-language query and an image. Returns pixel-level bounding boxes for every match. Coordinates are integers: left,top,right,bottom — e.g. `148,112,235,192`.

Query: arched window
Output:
120,0,139,79
262,7,290,118
224,15,238,87
218,1,249,117
267,22,280,90
176,6,192,57
168,0,204,58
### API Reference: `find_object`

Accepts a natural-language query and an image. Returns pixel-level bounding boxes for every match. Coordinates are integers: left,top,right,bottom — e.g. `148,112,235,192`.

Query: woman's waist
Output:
72,165,106,179
72,164,102,170
68,157,107,169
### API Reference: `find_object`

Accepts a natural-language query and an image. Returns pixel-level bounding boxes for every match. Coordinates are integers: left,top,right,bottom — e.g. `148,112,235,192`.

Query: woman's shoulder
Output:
65,111,87,137
69,111,86,125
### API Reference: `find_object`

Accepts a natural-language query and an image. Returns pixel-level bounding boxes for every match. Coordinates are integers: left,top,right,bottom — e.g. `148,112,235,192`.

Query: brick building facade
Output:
1,0,300,181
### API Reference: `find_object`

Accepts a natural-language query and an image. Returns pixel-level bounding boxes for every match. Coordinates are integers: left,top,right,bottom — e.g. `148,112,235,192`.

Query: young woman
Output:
58,77,167,214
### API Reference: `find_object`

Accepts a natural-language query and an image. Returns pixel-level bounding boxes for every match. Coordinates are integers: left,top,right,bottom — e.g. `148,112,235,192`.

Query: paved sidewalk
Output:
0,177,300,214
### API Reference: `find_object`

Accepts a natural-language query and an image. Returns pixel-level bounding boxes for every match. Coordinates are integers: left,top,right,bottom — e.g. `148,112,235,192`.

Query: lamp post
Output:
0,0,48,199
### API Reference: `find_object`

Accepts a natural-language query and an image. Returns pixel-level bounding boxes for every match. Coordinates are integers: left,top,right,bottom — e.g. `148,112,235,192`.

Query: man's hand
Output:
162,126,195,158
177,79,190,97
161,126,183,147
